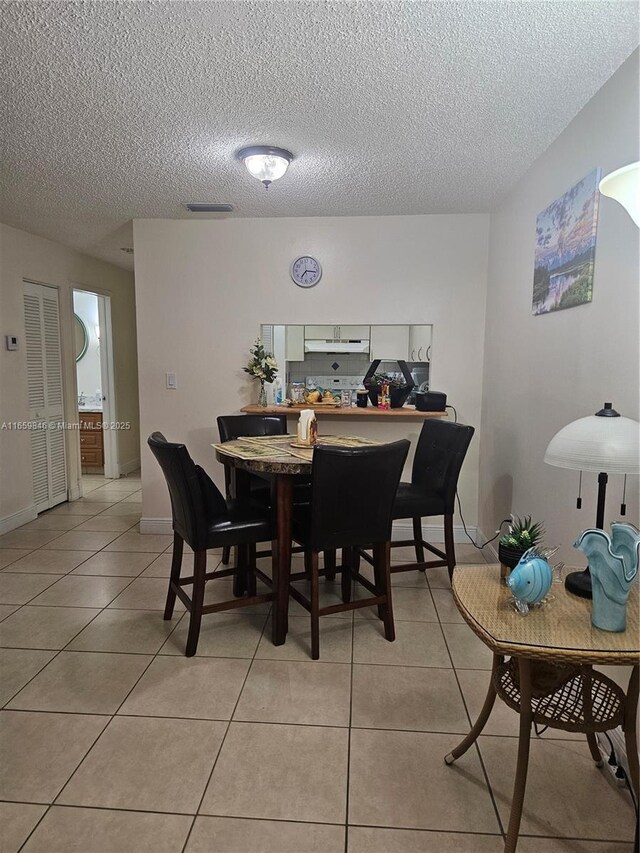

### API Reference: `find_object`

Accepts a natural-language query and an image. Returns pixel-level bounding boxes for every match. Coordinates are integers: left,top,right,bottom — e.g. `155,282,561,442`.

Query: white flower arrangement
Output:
243,338,278,384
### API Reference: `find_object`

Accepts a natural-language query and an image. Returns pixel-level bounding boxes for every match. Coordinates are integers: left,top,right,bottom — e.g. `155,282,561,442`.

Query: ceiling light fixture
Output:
598,161,640,227
237,146,293,189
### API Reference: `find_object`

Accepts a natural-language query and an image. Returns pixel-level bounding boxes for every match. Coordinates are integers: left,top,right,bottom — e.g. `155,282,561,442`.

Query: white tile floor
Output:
0,472,636,852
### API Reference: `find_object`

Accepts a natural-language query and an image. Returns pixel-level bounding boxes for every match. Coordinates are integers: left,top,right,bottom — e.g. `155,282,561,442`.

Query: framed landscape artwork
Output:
532,167,601,315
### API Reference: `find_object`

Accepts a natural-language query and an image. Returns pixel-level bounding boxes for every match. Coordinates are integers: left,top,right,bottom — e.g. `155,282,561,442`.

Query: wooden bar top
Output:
241,404,447,419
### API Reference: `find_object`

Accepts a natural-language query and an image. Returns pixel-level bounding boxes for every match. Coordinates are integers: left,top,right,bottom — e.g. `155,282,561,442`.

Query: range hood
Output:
304,339,370,354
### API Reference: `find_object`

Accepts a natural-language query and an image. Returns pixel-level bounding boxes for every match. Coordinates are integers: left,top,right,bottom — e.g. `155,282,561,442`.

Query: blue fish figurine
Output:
506,549,553,614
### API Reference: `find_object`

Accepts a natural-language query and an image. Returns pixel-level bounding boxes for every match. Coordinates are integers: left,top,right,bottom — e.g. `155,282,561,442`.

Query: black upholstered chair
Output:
290,440,409,659
217,413,311,565
217,413,289,504
389,419,475,580
148,432,273,657
217,414,288,559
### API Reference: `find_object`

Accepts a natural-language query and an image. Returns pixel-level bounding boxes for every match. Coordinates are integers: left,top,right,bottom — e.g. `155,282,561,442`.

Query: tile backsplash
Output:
286,354,414,388
287,352,372,384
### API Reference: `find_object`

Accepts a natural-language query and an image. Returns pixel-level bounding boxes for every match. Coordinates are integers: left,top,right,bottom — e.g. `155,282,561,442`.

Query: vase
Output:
389,386,410,408
574,523,639,632
367,385,410,409
498,543,526,579
257,382,267,408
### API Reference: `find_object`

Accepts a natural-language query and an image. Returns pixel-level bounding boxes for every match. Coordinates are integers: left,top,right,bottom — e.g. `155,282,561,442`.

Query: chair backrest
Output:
411,420,475,514
147,432,226,550
308,440,410,551
216,414,288,497
217,414,288,442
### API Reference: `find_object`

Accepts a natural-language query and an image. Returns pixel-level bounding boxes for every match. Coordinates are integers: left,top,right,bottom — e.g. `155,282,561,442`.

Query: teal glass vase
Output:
574,523,639,632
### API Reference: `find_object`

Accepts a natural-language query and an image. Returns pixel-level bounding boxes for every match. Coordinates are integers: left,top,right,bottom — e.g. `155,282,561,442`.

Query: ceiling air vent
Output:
182,203,234,213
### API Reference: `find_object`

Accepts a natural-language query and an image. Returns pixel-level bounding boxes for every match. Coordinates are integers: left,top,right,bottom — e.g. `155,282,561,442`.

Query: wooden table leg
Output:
271,474,293,646
445,653,502,764
504,656,533,853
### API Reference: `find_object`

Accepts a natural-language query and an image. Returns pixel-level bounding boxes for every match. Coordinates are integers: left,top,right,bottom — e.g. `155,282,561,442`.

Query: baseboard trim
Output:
476,527,499,562
393,520,479,545
0,504,38,535
139,517,480,542
68,482,82,502
119,457,140,477
140,517,173,535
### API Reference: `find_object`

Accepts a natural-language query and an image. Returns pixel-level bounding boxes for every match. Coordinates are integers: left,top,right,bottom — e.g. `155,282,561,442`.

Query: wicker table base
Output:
496,659,626,734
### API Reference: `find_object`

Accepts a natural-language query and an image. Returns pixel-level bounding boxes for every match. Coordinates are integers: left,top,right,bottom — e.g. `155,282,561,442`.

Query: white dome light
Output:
237,146,293,189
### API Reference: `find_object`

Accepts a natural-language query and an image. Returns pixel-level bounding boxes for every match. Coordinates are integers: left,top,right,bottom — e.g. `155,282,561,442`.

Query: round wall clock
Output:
290,256,322,288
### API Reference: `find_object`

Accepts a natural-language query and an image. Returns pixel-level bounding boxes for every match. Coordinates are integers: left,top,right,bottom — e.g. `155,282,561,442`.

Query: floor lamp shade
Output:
598,161,640,228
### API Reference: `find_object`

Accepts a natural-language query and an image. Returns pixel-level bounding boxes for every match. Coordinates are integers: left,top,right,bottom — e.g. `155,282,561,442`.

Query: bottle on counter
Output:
378,381,390,410
274,377,283,405
289,382,305,404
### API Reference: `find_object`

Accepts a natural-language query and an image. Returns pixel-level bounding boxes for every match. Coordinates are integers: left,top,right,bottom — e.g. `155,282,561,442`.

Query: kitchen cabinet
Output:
304,325,369,340
409,325,432,362
304,325,335,340
370,325,410,361
285,325,304,360
79,411,104,472
336,325,369,339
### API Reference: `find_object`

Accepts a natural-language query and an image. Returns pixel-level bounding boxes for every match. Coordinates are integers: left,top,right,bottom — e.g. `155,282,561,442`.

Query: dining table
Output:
212,433,382,646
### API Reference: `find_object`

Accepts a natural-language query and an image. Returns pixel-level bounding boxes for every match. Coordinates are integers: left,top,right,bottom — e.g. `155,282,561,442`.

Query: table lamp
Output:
544,403,640,598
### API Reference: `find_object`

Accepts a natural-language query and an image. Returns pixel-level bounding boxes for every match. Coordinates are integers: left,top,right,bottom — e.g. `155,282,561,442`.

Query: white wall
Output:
479,50,639,564
73,291,102,408
133,214,490,528
0,223,140,529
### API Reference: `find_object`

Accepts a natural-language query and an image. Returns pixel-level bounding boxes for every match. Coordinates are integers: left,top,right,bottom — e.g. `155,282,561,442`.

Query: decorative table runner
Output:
211,434,383,463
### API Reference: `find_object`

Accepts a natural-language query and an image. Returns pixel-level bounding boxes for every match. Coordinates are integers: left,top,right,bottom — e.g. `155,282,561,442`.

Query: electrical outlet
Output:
596,729,631,789
597,727,630,777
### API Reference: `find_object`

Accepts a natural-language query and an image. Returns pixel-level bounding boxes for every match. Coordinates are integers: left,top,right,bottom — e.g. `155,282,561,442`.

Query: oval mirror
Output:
74,314,89,361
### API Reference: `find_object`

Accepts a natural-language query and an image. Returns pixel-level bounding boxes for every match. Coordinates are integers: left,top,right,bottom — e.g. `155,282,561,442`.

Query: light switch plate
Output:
6,335,18,351
166,372,177,389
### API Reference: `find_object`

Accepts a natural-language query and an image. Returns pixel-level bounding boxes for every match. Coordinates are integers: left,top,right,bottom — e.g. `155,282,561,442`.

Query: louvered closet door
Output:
23,282,67,512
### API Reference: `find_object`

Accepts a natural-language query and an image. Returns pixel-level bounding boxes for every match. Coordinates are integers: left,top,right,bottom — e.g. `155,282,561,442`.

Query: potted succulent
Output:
362,360,414,408
499,515,546,575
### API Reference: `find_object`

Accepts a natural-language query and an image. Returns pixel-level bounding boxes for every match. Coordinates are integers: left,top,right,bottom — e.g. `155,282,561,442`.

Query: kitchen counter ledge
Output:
241,404,447,418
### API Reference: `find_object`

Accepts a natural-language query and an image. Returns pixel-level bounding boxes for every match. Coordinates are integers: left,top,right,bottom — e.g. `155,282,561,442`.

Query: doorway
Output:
73,289,118,479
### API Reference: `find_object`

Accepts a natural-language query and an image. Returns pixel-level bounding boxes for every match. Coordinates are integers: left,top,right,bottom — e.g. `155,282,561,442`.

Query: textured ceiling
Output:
1,1,638,270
